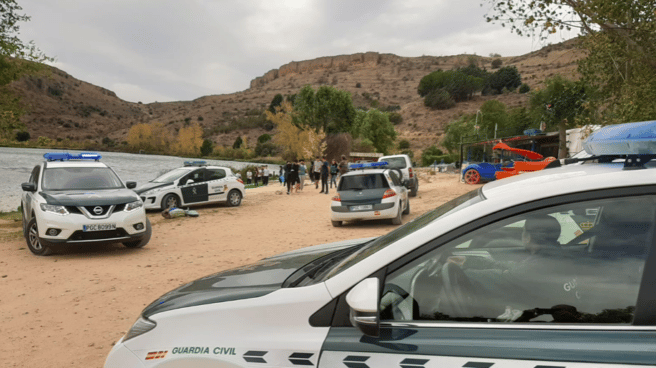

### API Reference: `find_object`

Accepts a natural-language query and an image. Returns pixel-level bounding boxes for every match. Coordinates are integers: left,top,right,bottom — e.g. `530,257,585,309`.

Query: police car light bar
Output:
349,161,388,169
184,160,207,167
584,120,656,156
44,152,102,161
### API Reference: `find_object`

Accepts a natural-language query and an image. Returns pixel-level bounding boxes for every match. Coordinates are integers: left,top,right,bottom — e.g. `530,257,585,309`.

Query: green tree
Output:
268,93,283,113
257,133,272,144
232,136,243,149
418,69,484,102
292,85,356,134
485,66,522,95
529,76,588,158
421,146,444,166
200,139,214,156
352,109,397,154
398,139,410,150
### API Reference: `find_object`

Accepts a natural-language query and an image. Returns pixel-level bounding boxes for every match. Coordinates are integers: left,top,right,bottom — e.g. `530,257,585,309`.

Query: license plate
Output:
350,205,373,211
83,223,117,232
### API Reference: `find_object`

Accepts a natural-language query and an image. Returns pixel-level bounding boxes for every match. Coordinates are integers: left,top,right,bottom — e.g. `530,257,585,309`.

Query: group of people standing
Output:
245,166,270,186
281,155,349,195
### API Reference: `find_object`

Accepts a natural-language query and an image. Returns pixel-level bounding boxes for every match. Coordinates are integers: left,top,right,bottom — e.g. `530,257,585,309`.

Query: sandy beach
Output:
0,171,478,368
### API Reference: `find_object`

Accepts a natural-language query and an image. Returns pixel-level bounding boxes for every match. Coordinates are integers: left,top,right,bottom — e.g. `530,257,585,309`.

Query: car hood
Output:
142,237,374,318
40,189,140,206
134,182,173,195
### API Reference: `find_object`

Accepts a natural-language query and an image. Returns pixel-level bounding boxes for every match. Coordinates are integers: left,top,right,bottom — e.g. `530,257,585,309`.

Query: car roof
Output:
482,162,656,203
343,169,389,176
44,161,107,168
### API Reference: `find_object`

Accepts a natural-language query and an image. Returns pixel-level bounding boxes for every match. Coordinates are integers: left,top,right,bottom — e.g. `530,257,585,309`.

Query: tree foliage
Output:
352,109,397,155
200,139,214,157
173,123,203,157
418,69,485,102
268,93,283,113
266,101,326,160
292,85,356,134
232,136,243,149
484,66,522,95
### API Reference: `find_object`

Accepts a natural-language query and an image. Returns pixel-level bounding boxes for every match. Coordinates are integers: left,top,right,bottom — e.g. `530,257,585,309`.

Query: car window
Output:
339,174,389,190
381,195,654,324
152,168,192,183
29,165,40,185
382,157,407,169
388,171,401,186
207,169,226,180
183,169,205,184
42,167,124,190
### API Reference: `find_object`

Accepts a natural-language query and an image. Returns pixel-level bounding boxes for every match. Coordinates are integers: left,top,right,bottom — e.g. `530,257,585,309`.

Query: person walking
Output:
291,160,300,193
284,161,292,194
246,170,252,185
253,169,259,187
338,155,349,181
313,157,322,189
330,159,338,188
298,160,307,192
320,157,329,194
279,166,284,186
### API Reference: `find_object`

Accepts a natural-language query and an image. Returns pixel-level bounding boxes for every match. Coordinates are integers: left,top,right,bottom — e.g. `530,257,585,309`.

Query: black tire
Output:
391,203,403,225
227,189,242,207
331,220,342,227
25,217,51,256
403,197,410,215
409,179,418,197
161,193,180,210
123,218,151,248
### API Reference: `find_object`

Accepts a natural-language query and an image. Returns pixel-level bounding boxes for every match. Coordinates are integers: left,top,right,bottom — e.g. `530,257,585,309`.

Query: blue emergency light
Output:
43,152,102,161
349,161,388,169
184,160,207,167
581,120,656,169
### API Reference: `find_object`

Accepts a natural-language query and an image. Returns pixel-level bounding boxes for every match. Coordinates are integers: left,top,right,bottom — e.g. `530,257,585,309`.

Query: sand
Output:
0,171,478,368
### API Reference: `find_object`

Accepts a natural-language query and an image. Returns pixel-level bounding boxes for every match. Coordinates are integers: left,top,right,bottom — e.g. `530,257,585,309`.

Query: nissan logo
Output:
93,206,103,215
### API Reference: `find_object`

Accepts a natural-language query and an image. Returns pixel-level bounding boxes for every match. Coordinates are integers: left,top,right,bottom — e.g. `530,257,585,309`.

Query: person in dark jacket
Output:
320,157,330,194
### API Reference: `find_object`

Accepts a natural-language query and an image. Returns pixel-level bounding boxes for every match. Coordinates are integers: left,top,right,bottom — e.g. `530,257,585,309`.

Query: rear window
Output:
339,174,389,190
382,157,407,169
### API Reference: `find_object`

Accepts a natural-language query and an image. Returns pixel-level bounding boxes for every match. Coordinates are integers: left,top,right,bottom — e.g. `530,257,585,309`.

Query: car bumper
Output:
104,342,144,368
330,201,397,221
140,194,161,210
36,208,148,247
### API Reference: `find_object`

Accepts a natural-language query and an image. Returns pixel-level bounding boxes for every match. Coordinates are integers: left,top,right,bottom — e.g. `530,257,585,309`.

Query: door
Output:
205,168,228,202
180,169,209,204
22,165,41,219
318,193,656,367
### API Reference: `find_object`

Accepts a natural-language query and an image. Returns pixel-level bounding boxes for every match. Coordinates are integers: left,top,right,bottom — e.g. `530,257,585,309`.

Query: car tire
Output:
464,169,481,184
409,181,418,197
123,218,152,248
331,220,342,227
227,189,242,207
25,217,51,256
161,193,180,210
403,198,410,215
391,203,403,225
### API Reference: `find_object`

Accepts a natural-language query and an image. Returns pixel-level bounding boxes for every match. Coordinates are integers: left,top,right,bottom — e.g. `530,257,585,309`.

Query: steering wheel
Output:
440,262,481,318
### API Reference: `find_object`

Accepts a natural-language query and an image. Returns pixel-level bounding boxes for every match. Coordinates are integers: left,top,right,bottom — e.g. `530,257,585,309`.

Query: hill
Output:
9,39,582,156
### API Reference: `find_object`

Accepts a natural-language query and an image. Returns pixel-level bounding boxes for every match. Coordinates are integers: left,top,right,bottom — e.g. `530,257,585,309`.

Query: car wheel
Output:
123,218,151,248
464,169,481,185
403,198,410,215
331,220,342,227
161,193,180,210
25,217,51,256
409,182,418,197
227,189,242,207
391,203,403,225
21,205,27,236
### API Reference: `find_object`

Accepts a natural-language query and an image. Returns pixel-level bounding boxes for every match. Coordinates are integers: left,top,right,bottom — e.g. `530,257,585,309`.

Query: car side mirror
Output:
346,277,380,337
125,181,137,189
187,179,195,184
21,182,36,192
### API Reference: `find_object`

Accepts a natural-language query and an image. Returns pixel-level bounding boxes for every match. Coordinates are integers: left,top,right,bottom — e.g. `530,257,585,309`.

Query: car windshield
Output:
382,157,406,168
321,188,484,280
42,167,124,190
339,174,389,190
152,168,192,183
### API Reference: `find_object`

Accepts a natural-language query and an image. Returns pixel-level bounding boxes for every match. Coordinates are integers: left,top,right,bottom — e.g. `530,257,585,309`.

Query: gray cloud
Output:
18,0,574,103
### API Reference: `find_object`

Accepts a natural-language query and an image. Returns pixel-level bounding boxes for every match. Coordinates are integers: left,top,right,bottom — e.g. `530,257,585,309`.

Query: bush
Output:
519,83,531,93
355,82,361,88
485,66,522,95
491,58,503,69
233,136,243,149
15,131,30,142
254,141,279,157
421,146,445,166
388,112,403,125
424,89,455,110
200,139,214,156
257,134,272,144
398,140,410,150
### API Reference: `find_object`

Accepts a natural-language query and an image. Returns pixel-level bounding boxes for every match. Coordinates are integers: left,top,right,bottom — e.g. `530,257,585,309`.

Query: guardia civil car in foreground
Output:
135,161,245,210
21,153,150,256
106,121,656,368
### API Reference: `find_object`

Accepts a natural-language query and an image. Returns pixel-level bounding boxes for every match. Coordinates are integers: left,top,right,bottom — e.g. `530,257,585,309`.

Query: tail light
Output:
409,167,414,178
237,178,244,184
332,193,341,202
382,189,396,199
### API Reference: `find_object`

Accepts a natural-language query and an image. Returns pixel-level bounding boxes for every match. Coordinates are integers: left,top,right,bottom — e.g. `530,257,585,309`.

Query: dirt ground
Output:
0,171,478,368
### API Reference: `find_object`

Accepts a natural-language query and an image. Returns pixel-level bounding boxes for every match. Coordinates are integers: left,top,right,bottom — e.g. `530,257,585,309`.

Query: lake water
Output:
0,147,281,212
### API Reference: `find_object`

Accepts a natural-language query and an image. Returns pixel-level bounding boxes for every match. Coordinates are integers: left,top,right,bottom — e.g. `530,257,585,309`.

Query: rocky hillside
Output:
10,39,582,155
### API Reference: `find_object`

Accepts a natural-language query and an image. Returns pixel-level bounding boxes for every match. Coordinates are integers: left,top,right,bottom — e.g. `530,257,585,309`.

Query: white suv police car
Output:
105,121,656,368
135,161,245,210
378,154,418,197
21,153,150,256
331,162,409,227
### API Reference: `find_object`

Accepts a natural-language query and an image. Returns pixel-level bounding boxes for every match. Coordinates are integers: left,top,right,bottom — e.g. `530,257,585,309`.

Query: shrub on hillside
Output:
519,83,531,93
15,131,30,142
388,112,403,125
200,139,214,156
424,90,455,110
491,58,503,69
398,140,410,150
421,146,445,166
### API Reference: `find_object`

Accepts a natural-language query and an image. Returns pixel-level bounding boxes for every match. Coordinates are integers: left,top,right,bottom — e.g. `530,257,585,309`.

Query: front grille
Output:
66,206,82,214
68,228,128,241
82,205,112,216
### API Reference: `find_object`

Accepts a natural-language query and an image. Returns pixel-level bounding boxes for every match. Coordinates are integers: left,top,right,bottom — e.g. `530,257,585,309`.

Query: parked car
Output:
462,142,556,184
135,161,245,210
330,162,409,227
21,152,150,256
105,121,656,368
378,154,418,196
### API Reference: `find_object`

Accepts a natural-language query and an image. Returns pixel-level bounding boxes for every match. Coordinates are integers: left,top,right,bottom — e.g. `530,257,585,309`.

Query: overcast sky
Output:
18,0,575,104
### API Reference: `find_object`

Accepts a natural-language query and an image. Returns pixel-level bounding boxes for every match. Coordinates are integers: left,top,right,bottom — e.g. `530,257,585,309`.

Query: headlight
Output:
39,203,69,215
125,200,143,212
123,315,156,342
